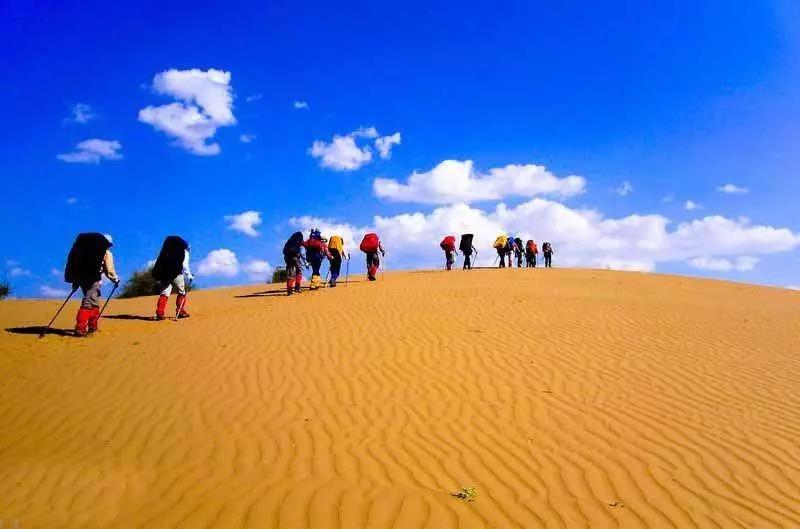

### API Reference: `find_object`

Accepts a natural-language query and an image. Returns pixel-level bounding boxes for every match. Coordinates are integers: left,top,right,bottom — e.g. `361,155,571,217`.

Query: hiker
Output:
505,236,516,268
359,232,385,281
459,233,477,270
283,231,306,295
327,234,348,287
514,237,524,268
440,235,458,271
64,232,120,336
305,229,333,290
493,234,508,268
525,240,538,268
151,235,193,320
543,241,554,268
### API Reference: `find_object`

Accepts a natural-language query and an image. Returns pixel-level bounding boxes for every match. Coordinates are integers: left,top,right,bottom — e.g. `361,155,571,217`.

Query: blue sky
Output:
2,0,799,297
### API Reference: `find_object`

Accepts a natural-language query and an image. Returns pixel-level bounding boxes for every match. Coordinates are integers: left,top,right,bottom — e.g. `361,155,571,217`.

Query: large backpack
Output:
152,235,188,281
514,238,523,252
328,235,344,253
360,233,380,253
283,231,305,257
459,233,474,253
493,235,508,249
306,229,324,251
526,240,537,254
440,235,456,252
64,232,111,284
543,242,552,253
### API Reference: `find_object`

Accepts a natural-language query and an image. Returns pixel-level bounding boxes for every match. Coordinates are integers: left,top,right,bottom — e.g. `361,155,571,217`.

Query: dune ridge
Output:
1,269,799,528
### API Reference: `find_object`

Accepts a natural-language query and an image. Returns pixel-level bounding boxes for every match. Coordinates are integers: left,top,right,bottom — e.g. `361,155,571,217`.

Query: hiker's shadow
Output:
103,314,153,321
235,282,365,299
5,326,73,337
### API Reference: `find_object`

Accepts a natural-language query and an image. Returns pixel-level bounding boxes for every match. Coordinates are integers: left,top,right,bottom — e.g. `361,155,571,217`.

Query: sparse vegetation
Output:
451,486,479,502
0,280,10,300
119,269,196,299
271,267,288,284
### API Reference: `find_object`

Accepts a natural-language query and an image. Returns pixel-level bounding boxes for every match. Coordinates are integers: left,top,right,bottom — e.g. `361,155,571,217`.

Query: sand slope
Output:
1,269,799,528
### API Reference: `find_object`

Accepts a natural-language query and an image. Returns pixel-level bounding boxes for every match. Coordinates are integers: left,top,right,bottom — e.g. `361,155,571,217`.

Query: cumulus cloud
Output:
688,256,759,272
138,68,236,156
375,132,401,159
293,100,309,110
198,249,239,277
64,103,98,124
309,126,400,171
291,199,799,273
57,139,122,164
225,210,262,237
9,267,30,277
717,184,749,195
39,285,70,298
239,134,255,144
373,160,585,205
683,200,702,211
243,259,273,281
616,181,633,196
309,134,372,171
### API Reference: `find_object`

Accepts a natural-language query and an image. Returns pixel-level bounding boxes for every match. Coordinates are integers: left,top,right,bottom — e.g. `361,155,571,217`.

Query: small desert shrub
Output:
119,269,196,299
0,280,10,300
271,267,288,284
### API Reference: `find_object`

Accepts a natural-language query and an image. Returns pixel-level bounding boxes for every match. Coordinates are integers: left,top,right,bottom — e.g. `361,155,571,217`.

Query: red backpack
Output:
440,235,456,251
360,233,380,252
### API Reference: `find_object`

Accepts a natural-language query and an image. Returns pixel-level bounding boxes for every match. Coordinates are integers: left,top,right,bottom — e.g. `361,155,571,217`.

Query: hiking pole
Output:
38,286,78,339
345,256,350,286
98,282,119,319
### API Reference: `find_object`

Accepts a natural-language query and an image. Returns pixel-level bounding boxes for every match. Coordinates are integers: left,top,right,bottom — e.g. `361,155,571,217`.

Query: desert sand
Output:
1,269,799,528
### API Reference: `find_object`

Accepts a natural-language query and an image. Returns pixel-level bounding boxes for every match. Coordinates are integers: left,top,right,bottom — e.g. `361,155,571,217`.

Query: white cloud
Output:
309,134,372,171
243,259,273,281
246,93,263,102
64,103,98,124
616,181,633,196
373,160,586,205
51,268,61,276
353,126,379,139
224,210,262,237
66,197,78,205
292,200,799,273
717,184,749,195
293,100,309,110
786,285,800,291
683,200,702,211
688,256,760,272
57,139,122,164
662,194,674,203
375,132,401,159
198,249,239,277
239,134,256,144
138,68,235,156
39,285,70,298
9,267,30,277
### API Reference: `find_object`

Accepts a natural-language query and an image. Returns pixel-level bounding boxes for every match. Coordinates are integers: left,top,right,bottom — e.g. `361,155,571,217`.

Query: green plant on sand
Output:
0,280,10,300
119,269,196,299
271,267,288,284
451,486,479,502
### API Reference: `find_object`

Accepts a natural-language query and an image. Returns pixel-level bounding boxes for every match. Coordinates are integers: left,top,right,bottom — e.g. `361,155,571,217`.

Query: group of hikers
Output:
56,230,552,337
440,233,554,270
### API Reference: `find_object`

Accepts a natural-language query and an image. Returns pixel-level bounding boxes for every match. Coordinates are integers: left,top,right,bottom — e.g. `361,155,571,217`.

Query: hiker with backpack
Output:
459,233,477,270
283,231,307,295
151,235,193,320
440,235,458,271
493,234,509,268
525,240,538,268
327,234,348,287
505,236,517,268
543,241,554,268
514,237,524,268
305,229,333,290
64,233,120,336
359,232,385,281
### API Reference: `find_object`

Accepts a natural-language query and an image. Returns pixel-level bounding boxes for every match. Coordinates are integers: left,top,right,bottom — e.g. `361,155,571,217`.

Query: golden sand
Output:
1,269,799,528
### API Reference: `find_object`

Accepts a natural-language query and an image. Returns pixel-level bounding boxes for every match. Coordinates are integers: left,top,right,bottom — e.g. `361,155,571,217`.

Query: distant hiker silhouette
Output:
64,233,119,336
283,231,306,295
360,233,385,281
151,235,193,319
543,241,554,268
459,234,477,270
327,235,348,287
440,235,457,270
525,240,538,268
305,229,332,290
493,235,508,268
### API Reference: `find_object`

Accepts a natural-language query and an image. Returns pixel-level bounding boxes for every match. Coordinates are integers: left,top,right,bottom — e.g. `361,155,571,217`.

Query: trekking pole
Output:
345,256,350,286
98,282,119,318
38,286,78,339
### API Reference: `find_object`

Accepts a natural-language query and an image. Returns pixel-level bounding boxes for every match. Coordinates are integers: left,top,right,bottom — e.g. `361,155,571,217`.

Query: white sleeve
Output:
182,250,192,276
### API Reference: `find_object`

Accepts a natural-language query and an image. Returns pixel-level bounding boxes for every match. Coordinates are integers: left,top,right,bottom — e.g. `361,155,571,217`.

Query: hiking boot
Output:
74,307,92,337
155,313,166,321
87,307,100,333
176,311,190,319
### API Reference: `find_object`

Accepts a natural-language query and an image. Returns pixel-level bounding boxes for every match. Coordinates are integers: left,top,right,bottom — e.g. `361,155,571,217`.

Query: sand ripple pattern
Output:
1,270,799,528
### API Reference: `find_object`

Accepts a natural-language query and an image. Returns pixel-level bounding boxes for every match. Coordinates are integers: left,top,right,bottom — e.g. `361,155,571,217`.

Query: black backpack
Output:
459,233,474,254
283,231,305,257
64,233,111,284
152,236,188,281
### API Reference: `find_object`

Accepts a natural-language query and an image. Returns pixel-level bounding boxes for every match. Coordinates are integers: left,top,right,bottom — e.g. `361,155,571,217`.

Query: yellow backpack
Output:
493,235,508,249
328,235,344,253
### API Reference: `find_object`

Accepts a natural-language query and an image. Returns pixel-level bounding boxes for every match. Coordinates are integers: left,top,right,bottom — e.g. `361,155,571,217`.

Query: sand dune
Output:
1,269,799,528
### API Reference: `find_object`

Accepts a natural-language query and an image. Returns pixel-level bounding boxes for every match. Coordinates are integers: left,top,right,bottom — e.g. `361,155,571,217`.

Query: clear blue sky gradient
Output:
2,0,799,295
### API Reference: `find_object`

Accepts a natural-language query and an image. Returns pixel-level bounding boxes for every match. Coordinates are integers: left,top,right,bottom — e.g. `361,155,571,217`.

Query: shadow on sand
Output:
5,326,74,337
103,314,154,321
235,281,364,299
